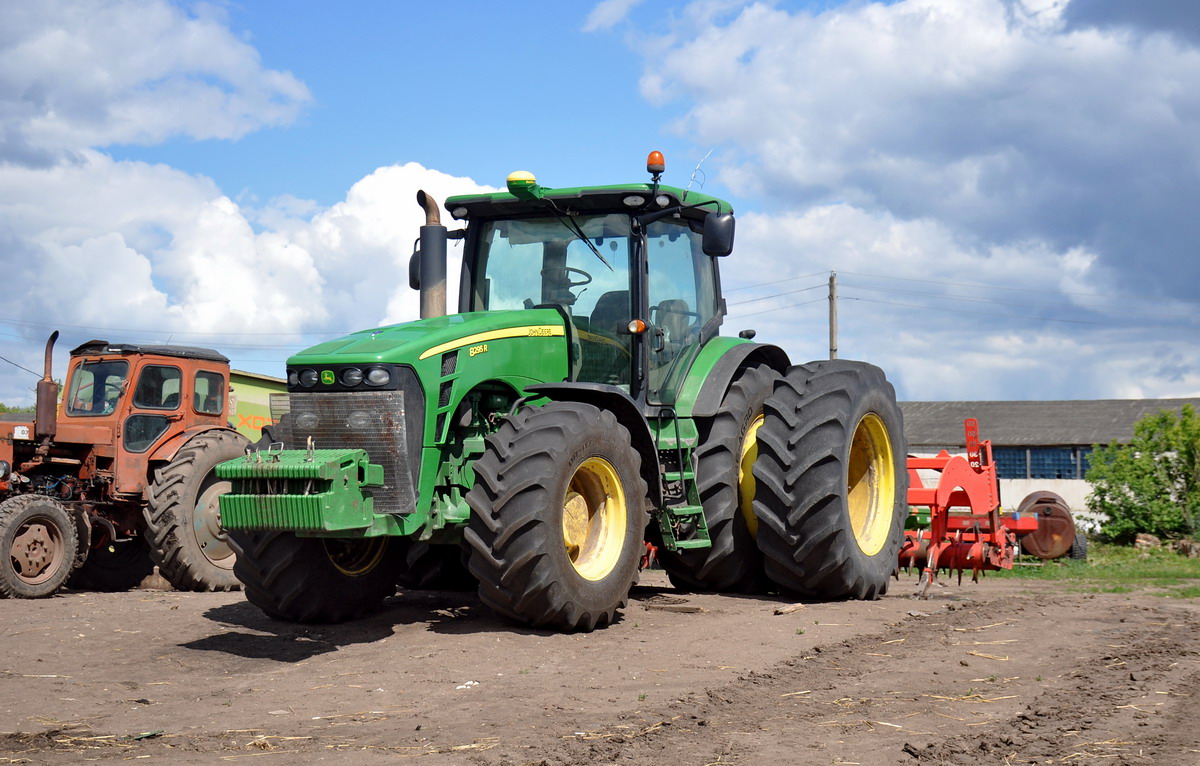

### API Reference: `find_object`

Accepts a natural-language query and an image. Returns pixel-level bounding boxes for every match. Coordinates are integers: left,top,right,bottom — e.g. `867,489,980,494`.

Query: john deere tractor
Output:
217,152,908,631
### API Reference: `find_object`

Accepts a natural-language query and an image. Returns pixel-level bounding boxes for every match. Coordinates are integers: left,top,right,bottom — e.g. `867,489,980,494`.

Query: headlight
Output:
340,367,364,387
287,369,300,387
346,410,374,430
295,412,319,430
365,367,391,386
298,369,319,388
0,460,10,482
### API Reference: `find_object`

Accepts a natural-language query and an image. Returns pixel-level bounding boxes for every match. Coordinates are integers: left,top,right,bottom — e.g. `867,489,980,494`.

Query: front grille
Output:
268,380,424,514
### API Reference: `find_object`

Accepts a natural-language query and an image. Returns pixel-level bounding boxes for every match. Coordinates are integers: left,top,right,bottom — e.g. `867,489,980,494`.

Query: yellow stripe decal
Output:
418,325,565,360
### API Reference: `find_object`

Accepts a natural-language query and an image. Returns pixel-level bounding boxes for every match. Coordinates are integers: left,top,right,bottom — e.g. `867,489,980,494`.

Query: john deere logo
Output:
321,370,335,385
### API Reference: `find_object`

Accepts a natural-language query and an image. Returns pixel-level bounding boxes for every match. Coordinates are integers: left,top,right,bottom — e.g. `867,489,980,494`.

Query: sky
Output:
1,0,1199,406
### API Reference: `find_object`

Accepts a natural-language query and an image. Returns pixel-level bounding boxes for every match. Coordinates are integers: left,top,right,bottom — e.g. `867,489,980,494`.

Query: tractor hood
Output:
287,309,566,368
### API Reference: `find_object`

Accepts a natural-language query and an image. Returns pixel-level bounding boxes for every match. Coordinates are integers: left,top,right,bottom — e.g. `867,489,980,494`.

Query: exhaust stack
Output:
35,331,59,440
416,190,447,319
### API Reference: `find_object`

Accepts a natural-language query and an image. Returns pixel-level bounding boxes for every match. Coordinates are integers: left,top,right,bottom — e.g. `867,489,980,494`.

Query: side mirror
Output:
702,213,735,256
409,250,420,290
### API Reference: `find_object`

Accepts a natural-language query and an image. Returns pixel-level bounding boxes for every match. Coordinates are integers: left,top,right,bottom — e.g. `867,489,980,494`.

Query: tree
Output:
1086,405,1199,543
0,402,35,414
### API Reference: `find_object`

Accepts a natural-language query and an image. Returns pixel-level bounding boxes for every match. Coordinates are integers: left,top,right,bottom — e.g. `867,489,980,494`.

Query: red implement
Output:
901,419,1018,597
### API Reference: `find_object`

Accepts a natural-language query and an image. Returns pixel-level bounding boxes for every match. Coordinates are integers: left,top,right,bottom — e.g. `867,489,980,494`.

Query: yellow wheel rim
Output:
847,413,896,556
738,413,765,537
561,457,627,581
324,538,387,577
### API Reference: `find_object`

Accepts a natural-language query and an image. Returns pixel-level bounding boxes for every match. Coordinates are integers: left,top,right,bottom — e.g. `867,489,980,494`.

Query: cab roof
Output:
445,183,733,221
70,340,229,364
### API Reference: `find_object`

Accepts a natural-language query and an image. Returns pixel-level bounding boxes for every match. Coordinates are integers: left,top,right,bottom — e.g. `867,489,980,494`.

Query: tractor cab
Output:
55,341,233,495
429,152,735,409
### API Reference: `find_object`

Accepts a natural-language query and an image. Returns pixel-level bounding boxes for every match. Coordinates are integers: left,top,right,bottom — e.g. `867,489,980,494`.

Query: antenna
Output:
684,148,714,195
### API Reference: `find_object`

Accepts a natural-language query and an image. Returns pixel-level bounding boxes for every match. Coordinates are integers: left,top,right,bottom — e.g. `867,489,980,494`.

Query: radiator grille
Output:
268,385,422,514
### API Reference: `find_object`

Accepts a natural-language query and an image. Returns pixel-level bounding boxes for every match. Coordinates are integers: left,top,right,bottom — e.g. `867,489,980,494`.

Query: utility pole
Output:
828,270,838,360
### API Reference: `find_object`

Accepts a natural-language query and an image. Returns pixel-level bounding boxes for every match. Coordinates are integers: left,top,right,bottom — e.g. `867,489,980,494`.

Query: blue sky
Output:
2,0,1199,406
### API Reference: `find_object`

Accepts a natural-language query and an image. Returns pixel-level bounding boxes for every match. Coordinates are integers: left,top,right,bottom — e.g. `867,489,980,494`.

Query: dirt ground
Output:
2,570,1198,766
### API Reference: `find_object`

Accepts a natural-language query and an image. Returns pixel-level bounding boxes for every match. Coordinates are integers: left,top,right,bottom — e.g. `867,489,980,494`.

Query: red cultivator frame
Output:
901,419,1018,597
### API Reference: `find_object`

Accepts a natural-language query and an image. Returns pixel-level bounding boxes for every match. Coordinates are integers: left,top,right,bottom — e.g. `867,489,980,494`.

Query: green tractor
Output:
217,152,908,631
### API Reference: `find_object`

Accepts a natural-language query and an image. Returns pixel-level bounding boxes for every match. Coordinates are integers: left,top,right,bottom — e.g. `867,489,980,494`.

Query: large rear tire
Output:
753,360,907,599
465,402,648,632
67,535,154,592
229,531,403,623
144,429,248,592
0,495,79,599
660,364,778,593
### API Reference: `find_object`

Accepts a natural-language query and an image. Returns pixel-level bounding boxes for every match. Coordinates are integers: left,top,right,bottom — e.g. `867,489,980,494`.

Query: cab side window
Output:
194,370,225,415
133,365,182,410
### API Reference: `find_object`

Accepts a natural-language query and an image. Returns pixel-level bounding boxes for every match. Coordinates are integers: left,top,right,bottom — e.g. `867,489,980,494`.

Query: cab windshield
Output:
65,359,129,416
470,214,634,387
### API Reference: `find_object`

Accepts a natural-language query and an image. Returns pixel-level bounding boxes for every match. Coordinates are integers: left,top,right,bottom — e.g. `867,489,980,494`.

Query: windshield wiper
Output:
544,199,615,272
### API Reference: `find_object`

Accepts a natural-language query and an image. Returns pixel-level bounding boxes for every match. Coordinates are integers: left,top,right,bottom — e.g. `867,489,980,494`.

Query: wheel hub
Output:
195,481,235,569
561,457,627,582
847,413,896,556
738,414,765,537
10,520,62,583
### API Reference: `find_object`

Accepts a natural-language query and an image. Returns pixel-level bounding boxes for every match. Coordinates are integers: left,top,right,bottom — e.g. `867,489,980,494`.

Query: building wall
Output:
228,371,286,440
910,450,1104,531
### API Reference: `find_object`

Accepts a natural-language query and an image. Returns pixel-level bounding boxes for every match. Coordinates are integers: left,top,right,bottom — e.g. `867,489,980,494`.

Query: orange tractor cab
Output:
0,332,249,598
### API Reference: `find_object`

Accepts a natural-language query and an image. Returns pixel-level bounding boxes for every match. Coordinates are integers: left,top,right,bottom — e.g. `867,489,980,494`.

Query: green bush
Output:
1086,404,1199,544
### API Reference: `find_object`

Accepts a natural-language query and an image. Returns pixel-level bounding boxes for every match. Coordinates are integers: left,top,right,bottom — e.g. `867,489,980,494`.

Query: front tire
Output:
67,535,154,592
753,361,907,599
0,495,79,599
465,402,648,632
229,531,403,623
660,364,779,593
144,429,248,591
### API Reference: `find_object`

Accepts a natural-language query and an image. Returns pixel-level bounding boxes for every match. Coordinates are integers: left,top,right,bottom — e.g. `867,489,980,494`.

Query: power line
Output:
730,296,827,319
723,271,828,293
727,283,825,306
0,355,40,377
837,268,1200,308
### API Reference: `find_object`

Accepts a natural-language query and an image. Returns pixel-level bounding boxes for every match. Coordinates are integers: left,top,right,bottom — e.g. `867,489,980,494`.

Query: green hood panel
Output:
287,309,567,367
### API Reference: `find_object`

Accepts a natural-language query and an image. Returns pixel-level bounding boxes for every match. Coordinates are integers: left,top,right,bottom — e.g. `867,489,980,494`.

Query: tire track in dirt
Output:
485,592,1200,766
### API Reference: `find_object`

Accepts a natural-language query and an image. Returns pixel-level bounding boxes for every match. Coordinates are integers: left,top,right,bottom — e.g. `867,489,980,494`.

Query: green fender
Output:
673,338,790,419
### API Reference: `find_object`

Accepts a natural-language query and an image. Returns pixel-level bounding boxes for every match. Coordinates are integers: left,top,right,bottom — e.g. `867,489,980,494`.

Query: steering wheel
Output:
543,266,593,289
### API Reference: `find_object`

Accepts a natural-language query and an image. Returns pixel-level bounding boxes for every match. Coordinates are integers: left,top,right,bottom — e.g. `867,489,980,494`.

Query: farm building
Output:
899,398,1200,526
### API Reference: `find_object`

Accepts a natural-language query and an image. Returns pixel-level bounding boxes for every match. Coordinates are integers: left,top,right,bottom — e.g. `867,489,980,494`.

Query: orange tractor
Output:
0,332,249,598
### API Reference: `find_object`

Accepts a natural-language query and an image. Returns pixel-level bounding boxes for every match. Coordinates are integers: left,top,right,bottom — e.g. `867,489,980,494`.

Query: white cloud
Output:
640,0,1200,399
0,0,497,406
0,153,494,403
0,0,310,166
725,203,1200,400
583,0,647,32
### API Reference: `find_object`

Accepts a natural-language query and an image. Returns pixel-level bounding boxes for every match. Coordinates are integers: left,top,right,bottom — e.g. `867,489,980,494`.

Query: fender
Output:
146,425,243,471
524,382,663,508
676,339,790,418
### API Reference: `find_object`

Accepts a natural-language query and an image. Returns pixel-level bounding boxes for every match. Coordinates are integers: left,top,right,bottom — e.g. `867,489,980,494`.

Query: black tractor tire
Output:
1069,531,1089,560
229,531,403,623
465,401,649,632
660,363,779,593
67,535,155,592
0,495,79,599
752,360,908,600
395,541,476,591
144,429,248,592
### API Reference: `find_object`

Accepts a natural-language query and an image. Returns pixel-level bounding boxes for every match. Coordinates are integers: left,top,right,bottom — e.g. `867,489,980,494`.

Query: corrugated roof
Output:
899,399,1200,448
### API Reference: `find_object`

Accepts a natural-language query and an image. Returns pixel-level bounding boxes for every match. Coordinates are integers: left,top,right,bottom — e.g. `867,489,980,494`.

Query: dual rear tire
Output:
752,360,908,599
